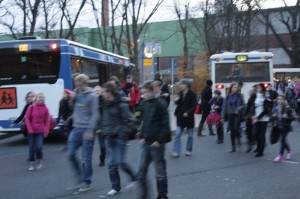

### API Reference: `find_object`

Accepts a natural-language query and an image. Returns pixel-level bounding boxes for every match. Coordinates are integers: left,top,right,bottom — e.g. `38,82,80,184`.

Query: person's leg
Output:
35,132,44,169
136,144,152,199
117,138,136,181
152,145,168,199
198,110,209,136
67,128,83,182
106,138,121,192
186,128,194,154
82,133,95,185
172,127,183,156
216,121,224,143
28,134,35,162
98,134,106,166
228,115,236,151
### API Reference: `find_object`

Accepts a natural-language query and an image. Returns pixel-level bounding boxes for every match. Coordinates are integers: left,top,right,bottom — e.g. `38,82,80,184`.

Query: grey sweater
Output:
72,87,99,131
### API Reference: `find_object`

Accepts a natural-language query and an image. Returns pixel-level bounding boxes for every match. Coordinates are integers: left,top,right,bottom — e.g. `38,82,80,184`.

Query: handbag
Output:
206,111,220,124
194,104,202,114
270,126,280,144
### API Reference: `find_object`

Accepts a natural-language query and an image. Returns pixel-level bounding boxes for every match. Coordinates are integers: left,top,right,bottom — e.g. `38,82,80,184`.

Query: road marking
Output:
283,160,299,164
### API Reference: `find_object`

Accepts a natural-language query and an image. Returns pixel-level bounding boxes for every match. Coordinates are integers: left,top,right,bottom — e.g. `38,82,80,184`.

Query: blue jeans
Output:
106,138,136,191
137,144,168,199
67,128,94,184
28,132,44,162
173,127,194,154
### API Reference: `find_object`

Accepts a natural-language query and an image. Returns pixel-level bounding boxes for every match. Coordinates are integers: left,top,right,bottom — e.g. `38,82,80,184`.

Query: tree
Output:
258,1,300,67
122,0,164,78
173,0,191,73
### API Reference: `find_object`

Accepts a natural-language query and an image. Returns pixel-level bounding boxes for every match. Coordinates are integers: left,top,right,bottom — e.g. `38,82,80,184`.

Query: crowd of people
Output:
12,72,300,199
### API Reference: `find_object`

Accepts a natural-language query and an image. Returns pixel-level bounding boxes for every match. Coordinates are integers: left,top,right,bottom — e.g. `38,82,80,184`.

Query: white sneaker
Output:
107,189,119,195
185,151,192,156
28,162,35,171
171,152,179,158
35,159,43,170
124,181,136,190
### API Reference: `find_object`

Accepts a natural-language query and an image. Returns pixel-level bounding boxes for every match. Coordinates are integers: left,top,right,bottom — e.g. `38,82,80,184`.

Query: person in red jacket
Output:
121,75,141,112
25,92,50,171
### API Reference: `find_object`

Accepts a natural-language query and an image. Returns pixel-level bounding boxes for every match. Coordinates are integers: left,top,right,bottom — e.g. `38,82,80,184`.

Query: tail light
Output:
215,84,224,89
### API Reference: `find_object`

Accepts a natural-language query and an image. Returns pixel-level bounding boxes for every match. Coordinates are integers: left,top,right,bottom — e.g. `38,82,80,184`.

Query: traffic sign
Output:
143,58,152,66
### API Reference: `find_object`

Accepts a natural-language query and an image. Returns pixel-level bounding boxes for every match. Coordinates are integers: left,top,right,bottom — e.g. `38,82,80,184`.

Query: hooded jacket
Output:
25,103,50,137
72,87,99,132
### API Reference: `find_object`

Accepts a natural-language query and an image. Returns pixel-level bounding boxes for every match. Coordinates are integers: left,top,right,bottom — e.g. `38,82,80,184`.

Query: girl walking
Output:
221,83,245,152
25,92,51,170
272,95,295,162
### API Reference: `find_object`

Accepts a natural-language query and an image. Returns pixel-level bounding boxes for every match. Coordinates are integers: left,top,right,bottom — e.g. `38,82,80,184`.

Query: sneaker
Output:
171,152,179,158
107,189,120,195
185,151,192,156
273,155,283,163
67,182,84,191
286,151,292,160
78,183,92,192
99,160,105,167
35,159,43,170
28,162,35,171
124,181,137,190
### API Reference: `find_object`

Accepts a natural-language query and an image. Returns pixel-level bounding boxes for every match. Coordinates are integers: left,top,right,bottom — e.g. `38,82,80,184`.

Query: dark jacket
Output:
271,105,295,132
221,93,245,120
139,98,171,144
174,89,197,128
101,97,136,140
208,97,223,114
200,86,212,112
244,94,256,119
58,98,73,121
13,103,32,124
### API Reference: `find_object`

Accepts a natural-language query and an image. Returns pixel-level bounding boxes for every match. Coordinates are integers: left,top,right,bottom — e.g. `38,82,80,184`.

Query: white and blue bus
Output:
0,37,134,132
210,51,274,101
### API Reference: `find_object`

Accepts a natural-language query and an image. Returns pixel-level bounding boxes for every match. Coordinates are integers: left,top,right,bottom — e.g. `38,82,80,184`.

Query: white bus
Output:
210,51,274,100
0,37,134,133
273,68,300,83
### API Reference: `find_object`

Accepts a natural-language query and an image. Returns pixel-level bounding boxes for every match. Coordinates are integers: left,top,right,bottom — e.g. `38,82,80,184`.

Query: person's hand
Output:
251,116,258,124
84,132,94,141
151,141,161,148
96,129,101,134
183,113,188,117
283,114,288,118
140,138,145,144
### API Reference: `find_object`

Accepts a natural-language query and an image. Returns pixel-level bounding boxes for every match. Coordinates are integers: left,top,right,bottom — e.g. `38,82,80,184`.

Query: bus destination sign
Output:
19,44,29,52
236,55,248,62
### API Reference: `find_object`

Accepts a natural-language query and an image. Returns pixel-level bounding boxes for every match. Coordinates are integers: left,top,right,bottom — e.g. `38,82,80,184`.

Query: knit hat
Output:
180,78,192,88
214,90,221,95
206,79,213,86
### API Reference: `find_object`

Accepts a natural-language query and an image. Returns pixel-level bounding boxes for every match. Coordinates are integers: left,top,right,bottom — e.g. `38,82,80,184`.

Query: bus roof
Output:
0,38,130,65
273,68,300,73
211,51,273,58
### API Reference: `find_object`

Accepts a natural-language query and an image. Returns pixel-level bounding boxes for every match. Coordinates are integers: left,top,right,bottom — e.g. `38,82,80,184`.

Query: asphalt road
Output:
0,119,300,199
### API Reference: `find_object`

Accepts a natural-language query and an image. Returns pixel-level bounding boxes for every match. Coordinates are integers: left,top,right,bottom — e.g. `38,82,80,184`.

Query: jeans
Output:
173,127,194,154
228,114,241,147
255,122,268,154
280,129,290,155
67,128,94,184
137,144,168,199
97,133,106,162
106,138,136,191
28,132,44,162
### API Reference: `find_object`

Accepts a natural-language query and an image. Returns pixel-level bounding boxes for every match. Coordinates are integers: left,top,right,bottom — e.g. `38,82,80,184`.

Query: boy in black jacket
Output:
136,80,171,199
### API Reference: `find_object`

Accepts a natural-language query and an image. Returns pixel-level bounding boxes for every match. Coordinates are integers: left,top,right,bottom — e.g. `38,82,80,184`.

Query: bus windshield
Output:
0,52,60,85
215,62,270,83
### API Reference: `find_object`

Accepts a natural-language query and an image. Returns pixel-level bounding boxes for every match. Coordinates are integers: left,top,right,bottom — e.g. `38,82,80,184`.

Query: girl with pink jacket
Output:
25,92,50,171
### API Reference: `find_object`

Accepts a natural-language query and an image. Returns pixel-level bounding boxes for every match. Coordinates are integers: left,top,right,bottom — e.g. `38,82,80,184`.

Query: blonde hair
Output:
74,74,89,84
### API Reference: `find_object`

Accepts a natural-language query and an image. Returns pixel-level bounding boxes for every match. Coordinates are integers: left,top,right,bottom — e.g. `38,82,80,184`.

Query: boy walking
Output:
67,74,99,192
136,81,171,199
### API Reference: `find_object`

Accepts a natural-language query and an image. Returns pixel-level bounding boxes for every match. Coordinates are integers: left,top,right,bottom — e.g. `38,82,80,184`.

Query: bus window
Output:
0,53,60,85
215,62,270,83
